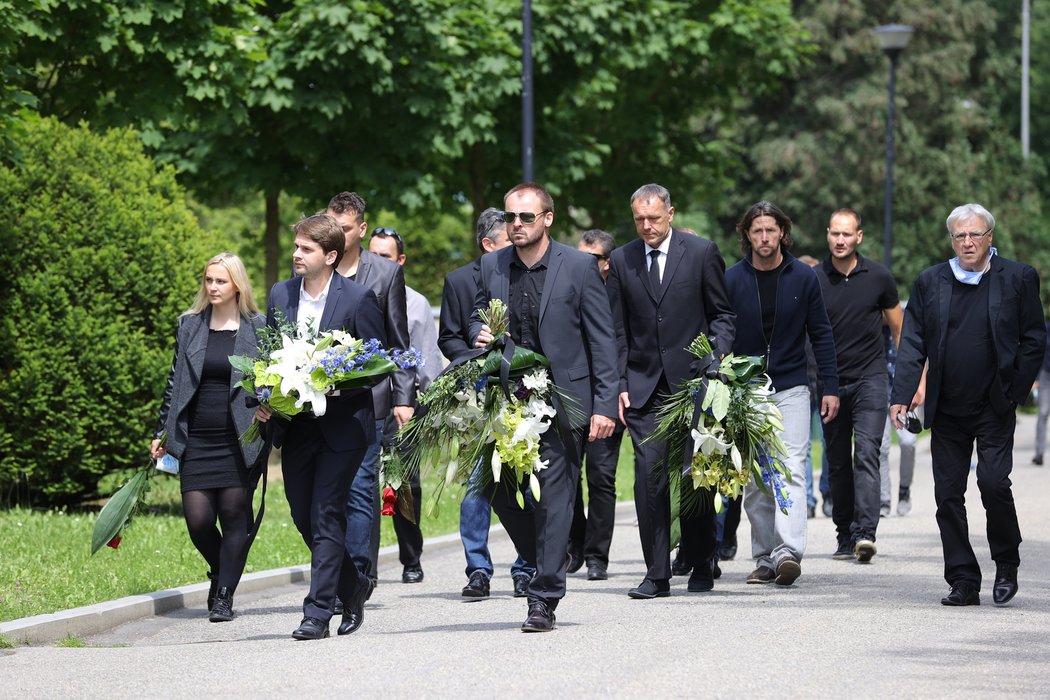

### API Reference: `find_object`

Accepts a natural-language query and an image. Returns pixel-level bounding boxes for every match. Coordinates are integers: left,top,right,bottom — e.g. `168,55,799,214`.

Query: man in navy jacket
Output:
724,201,839,587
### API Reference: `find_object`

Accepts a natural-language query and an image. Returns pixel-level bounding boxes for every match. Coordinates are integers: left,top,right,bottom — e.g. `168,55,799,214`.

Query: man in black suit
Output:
255,214,385,640
606,183,735,599
470,183,618,632
568,228,624,581
891,203,1044,607
326,192,414,589
439,207,535,599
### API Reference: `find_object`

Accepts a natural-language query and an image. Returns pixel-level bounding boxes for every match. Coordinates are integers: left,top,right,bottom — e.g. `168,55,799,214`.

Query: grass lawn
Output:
1,439,637,623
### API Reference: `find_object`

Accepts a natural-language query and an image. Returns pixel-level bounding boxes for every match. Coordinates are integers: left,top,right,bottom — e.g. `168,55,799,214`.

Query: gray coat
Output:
155,307,268,469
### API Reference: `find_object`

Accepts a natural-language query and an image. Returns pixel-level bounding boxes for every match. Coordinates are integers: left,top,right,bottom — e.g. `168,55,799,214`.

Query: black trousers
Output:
823,375,886,542
626,384,715,583
487,427,584,605
281,420,368,622
930,409,1022,588
568,424,624,567
392,467,423,567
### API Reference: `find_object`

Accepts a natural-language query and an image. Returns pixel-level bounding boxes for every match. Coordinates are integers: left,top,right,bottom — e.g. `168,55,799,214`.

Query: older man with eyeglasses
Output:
891,203,1045,607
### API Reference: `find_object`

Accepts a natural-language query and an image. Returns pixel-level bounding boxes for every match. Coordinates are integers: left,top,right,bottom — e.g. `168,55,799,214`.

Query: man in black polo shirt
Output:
815,209,902,563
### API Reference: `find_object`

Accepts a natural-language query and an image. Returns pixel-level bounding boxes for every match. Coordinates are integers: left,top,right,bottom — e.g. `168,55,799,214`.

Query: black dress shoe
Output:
292,617,329,640
461,570,491,598
521,599,556,632
586,563,608,581
567,551,584,574
687,572,714,593
670,558,692,577
941,583,980,606
208,587,234,623
993,565,1018,605
402,565,424,584
628,579,670,599
717,543,737,561
513,573,532,598
337,578,374,635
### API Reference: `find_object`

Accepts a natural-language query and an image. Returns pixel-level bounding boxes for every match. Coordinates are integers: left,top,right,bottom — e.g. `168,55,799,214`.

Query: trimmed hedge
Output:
0,118,230,505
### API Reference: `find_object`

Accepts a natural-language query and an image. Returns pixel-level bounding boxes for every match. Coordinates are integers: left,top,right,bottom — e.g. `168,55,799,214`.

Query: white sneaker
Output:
855,538,877,563
897,498,912,516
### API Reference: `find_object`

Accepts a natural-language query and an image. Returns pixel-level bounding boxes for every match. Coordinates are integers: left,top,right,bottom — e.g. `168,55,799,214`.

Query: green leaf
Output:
91,468,149,554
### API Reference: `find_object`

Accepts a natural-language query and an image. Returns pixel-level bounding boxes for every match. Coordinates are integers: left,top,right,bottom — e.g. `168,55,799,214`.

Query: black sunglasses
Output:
588,252,608,262
501,210,548,225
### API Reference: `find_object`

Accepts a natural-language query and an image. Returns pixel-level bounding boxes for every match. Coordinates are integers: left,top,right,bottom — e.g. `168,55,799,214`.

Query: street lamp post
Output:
521,0,534,182
873,24,914,272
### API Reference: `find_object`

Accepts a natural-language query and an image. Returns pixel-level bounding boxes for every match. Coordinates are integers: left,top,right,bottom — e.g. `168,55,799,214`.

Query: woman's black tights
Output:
182,487,254,591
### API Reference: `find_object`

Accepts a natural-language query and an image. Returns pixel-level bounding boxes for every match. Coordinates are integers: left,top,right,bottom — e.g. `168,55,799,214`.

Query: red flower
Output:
381,487,397,516
106,535,122,549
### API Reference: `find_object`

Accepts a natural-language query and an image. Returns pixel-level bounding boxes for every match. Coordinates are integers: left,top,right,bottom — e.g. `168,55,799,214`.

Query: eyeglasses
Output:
588,252,608,262
949,228,991,242
371,227,404,255
501,210,549,225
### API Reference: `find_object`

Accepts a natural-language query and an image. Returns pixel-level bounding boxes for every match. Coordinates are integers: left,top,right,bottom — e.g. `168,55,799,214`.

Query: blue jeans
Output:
461,461,534,580
345,419,384,577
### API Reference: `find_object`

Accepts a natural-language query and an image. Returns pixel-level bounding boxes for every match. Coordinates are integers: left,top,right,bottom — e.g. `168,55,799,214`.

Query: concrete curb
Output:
0,531,465,645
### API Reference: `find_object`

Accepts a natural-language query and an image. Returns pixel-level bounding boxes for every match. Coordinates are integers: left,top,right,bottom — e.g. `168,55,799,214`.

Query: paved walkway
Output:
3,414,1050,698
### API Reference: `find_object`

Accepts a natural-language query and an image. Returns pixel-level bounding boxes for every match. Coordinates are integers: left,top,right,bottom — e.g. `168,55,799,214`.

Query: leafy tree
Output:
0,118,230,506
722,0,1047,291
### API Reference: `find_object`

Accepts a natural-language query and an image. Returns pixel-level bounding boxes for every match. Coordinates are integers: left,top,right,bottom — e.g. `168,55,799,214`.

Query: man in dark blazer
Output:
606,183,736,599
470,183,618,632
440,207,535,599
891,203,1044,608
255,214,386,640
327,192,414,587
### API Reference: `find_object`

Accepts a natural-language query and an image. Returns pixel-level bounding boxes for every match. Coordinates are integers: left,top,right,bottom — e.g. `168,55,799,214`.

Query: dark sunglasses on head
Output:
372,227,402,241
501,210,548,225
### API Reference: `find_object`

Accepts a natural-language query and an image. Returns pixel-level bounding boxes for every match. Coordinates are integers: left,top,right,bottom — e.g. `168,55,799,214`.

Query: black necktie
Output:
648,249,661,291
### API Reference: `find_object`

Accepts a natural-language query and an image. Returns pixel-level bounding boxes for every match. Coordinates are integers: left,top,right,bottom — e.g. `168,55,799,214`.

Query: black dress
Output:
180,329,254,492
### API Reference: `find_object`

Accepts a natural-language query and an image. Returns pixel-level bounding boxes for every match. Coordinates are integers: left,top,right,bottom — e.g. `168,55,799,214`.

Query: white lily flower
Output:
491,450,502,482
691,424,731,456
522,369,550,393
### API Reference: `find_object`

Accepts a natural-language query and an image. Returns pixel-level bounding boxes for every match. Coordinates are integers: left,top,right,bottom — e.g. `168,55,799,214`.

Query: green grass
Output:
56,635,84,648
0,634,15,649
1,439,637,623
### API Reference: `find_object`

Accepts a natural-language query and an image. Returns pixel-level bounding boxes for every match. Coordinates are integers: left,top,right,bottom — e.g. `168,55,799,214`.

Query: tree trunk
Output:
264,191,280,291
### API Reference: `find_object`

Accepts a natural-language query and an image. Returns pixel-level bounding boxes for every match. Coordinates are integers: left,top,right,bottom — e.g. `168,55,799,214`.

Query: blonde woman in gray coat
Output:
152,252,269,622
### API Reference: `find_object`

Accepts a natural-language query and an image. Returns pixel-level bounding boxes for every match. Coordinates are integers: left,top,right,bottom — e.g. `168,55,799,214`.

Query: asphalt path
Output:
3,413,1049,698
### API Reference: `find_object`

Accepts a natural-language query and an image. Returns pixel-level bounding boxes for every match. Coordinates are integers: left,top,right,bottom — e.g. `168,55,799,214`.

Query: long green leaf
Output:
91,469,149,554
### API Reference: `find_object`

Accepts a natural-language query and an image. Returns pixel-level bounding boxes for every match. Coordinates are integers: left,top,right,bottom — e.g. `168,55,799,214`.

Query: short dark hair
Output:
504,182,554,215
475,207,505,251
580,229,616,257
736,200,793,256
292,214,345,269
829,208,861,228
327,191,367,217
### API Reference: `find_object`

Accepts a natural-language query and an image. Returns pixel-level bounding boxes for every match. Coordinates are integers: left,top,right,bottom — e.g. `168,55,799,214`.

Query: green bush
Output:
0,118,230,506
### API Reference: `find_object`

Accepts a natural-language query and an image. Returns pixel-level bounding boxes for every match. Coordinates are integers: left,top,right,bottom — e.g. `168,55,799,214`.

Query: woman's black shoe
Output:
209,587,235,622
206,571,219,611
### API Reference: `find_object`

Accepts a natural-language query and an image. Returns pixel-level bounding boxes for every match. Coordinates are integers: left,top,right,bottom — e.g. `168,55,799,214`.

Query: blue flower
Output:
257,387,272,402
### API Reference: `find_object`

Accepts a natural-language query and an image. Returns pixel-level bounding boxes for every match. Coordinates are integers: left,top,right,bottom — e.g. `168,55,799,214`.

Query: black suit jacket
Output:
606,231,736,407
439,257,482,362
156,308,269,468
267,272,386,450
468,240,618,426
892,255,1045,425
353,248,414,416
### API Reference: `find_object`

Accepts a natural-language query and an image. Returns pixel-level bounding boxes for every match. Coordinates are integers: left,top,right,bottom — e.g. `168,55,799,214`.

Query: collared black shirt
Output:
816,253,899,381
508,243,552,354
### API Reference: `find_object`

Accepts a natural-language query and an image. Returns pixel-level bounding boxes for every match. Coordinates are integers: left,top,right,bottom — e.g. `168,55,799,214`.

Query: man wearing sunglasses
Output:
567,229,623,582
606,183,736,599
327,191,414,615
368,226,444,585
439,208,536,600
891,203,1044,607
470,183,618,632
